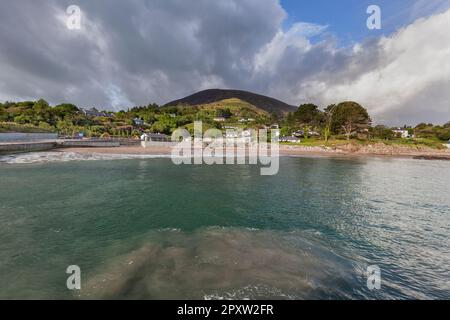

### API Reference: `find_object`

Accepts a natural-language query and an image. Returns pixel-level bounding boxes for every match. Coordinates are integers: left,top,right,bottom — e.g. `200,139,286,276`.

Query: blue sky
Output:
280,0,450,45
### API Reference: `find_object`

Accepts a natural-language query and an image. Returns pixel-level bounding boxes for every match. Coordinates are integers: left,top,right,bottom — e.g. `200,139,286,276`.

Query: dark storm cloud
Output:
0,0,285,109
0,0,449,125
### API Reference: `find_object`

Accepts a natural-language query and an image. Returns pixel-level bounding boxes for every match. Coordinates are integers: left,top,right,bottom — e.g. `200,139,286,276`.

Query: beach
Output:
55,143,450,160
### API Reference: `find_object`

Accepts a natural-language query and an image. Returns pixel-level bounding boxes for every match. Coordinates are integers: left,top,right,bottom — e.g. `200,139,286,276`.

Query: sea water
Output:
0,153,449,299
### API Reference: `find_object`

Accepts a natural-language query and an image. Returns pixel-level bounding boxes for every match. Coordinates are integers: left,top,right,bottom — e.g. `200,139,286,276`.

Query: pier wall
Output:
0,133,58,142
57,140,120,148
0,142,56,154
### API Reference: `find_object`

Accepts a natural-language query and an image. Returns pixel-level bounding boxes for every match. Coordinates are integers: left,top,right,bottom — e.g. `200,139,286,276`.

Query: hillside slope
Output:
164,89,296,116
194,98,269,115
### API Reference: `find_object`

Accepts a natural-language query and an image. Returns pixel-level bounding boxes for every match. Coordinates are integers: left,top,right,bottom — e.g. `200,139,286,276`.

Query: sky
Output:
0,0,449,125
281,0,450,44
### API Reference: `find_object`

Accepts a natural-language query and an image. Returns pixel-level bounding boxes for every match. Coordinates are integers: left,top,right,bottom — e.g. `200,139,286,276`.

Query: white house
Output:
223,129,255,144
392,128,410,139
80,108,113,118
238,118,255,123
279,136,301,143
133,118,144,126
293,129,320,137
140,133,169,142
224,131,238,139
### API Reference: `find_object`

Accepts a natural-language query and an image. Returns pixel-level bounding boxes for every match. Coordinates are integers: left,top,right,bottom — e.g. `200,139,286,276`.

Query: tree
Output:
302,125,312,141
52,104,79,119
370,125,394,140
14,114,31,124
142,113,156,124
0,104,8,122
29,99,53,125
414,123,436,139
270,111,279,124
151,114,177,134
438,130,450,141
330,102,371,140
38,121,55,132
216,108,232,119
323,104,336,142
294,104,323,127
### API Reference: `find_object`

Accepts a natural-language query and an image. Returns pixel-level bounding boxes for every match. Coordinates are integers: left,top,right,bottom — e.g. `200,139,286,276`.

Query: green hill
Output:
164,89,296,116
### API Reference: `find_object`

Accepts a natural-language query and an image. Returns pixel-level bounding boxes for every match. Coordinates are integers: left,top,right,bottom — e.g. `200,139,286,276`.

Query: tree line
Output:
282,102,450,142
1,99,449,142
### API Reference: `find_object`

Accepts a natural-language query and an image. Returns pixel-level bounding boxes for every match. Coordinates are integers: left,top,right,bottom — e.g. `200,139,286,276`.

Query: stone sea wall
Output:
0,133,58,142
0,142,56,154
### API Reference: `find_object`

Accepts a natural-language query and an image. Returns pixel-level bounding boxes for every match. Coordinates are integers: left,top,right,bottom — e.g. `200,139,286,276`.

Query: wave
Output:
0,151,172,164
0,151,265,164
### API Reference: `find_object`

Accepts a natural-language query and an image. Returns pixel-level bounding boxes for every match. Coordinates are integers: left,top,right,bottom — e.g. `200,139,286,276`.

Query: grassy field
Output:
381,138,447,149
197,98,269,116
281,137,447,150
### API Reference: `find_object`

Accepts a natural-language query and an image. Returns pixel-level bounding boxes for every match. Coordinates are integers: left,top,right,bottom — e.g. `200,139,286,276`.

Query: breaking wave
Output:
0,151,172,164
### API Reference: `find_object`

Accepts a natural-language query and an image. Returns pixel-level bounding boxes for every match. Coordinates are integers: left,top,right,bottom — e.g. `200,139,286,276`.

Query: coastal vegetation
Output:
1,94,449,149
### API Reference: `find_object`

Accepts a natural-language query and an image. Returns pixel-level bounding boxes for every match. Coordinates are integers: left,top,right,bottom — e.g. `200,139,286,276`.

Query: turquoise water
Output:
0,154,449,299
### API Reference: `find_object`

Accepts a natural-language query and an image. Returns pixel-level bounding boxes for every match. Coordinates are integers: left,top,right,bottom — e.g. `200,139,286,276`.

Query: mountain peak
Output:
164,89,296,116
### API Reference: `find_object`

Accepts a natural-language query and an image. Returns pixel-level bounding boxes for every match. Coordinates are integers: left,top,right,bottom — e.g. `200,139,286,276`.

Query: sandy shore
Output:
57,143,450,160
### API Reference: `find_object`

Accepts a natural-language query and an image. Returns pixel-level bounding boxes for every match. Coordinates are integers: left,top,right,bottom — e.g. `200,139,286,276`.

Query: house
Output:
279,136,301,143
222,129,255,144
140,133,170,142
133,118,145,126
292,130,304,137
80,108,113,118
224,131,238,138
392,128,410,139
293,130,320,137
238,118,256,123
263,124,280,130
213,117,226,122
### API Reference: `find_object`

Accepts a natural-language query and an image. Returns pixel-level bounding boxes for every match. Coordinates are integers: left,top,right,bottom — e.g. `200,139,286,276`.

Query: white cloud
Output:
0,1,449,125
305,10,450,124
254,22,327,74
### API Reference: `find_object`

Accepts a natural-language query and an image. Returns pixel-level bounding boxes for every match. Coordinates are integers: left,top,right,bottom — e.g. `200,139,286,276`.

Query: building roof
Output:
144,133,168,138
280,136,301,141
81,108,113,118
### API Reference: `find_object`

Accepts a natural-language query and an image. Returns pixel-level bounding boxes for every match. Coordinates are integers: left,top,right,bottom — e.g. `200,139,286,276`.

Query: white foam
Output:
203,284,296,300
0,151,172,164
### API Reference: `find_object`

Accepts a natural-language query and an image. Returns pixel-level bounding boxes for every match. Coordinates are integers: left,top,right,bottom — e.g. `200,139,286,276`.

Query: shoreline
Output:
54,144,450,161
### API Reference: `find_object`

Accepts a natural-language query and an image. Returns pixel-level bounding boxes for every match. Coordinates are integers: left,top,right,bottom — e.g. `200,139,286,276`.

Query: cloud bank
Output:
0,0,449,125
